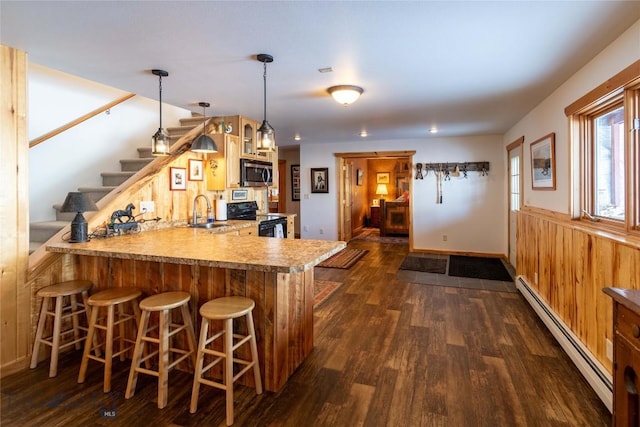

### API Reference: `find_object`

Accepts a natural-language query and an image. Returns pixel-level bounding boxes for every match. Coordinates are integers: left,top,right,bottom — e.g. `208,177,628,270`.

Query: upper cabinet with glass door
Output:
240,117,269,160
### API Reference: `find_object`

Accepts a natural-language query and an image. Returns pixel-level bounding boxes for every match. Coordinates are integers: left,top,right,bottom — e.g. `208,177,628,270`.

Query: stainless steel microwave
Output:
240,159,273,187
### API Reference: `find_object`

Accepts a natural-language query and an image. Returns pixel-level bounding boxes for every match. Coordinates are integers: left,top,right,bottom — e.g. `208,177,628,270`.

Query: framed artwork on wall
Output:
311,167,329,193
356,169,364,186
231,189,248,200
188,159,204,181
530,133,556,190
291,164,300,201
169,167,187,191
376,172,390,184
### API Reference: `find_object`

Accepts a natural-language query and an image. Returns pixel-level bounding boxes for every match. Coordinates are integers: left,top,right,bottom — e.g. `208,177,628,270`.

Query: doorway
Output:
507,137,524,269
335,151,415,246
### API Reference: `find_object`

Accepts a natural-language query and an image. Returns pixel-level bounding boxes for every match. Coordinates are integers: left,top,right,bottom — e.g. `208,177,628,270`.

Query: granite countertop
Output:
46,227,345,273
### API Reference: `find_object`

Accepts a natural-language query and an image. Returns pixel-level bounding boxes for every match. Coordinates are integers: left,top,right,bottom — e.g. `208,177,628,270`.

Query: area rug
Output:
314,280,342,307
317,248,368,269
399,255,447,274
448,255,513,282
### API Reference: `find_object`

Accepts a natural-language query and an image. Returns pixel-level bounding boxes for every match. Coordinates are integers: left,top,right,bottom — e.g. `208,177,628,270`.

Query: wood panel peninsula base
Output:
46,228,345,392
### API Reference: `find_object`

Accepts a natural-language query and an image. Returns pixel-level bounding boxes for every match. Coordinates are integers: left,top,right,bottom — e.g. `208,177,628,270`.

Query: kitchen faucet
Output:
192,194,212,225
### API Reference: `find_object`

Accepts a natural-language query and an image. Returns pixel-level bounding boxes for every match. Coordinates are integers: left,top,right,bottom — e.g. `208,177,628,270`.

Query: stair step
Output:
120,158,154,172
53,204,77,221
77,186,116,202
137,147,153,158
30,221,68,243
166,125,197,137
179,116,213,127
101,171,136,187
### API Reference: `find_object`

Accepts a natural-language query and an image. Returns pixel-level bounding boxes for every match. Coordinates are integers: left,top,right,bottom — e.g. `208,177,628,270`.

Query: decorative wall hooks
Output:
414,161,490,180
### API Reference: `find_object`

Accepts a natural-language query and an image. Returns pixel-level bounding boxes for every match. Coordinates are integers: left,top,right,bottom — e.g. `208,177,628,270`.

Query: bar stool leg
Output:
117,303,126,362
78,304,100,384
30,296,50,370
125,309,150,399
189,317,209,414
48,296,64,378
180,304,198,367
158,308,170,409
104,305,115,393
246,312,263,394
224,318,234,426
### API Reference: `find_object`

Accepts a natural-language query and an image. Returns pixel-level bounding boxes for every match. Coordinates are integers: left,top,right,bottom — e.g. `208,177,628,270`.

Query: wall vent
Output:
516,275,612,412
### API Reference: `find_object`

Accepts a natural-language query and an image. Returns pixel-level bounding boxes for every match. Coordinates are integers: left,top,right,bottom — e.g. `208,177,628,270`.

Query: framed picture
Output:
291,164,300,201
231,189,248,201
356,169,364,186
530,133,556,190
311,167,329,193
188,159,204,181
169,167,187,191
377,172,390,184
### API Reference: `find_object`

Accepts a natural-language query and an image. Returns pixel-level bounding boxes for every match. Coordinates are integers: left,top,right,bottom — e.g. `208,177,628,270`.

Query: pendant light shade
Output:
328,85,364,106
151,69,170,156
191,102,218,153
256,53,276,152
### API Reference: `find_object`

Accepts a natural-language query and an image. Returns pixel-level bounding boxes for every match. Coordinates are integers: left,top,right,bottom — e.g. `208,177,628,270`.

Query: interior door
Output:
343,162,353,241
507,140,523,268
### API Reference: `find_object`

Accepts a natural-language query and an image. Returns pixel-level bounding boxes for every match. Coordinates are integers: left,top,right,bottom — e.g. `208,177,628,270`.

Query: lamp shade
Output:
191,134,218,153
257,120,276,152
328,85,364,106
60,192,98,213
376,183,388,196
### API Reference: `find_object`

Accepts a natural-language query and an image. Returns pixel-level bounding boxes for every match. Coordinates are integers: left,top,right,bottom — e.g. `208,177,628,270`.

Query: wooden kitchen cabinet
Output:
205,133,240,190
225,134,240,188
604,287,640,426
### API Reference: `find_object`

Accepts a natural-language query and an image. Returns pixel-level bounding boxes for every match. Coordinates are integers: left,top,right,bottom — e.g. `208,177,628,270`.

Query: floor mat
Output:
448,255,513,282
398,255,447,274
314,280,342,307
317,249,368,269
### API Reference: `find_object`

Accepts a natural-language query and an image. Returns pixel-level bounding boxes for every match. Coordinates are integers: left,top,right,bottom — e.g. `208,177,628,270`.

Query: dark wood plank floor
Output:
1,239,611,426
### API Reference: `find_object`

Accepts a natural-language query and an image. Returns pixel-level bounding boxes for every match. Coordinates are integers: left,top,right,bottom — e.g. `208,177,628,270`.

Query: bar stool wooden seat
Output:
78,288,142,393
125,291,197,409
190,296,262,426
30,280,93,377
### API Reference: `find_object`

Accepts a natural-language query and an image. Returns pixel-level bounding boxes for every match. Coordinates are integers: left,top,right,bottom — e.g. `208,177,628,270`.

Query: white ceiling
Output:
2,1,639,147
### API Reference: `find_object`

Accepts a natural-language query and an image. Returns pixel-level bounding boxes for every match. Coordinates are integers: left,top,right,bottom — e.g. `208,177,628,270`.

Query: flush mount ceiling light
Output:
191,102,218,153
327,85,364,106
256,53,276,152
151,69,170,156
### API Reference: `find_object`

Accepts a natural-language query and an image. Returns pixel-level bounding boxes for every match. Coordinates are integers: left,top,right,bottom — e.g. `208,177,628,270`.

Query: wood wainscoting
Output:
517,209,640,374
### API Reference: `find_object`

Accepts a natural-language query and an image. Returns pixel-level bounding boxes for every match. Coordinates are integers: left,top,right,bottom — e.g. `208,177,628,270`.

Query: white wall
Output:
504,19,640,213
28,64,192,222
300,135,507,256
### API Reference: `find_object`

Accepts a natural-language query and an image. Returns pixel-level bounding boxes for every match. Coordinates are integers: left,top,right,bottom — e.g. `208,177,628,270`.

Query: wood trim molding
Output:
565,59,640,116
506,136,524,151
334,150,416,158
29,93,136,148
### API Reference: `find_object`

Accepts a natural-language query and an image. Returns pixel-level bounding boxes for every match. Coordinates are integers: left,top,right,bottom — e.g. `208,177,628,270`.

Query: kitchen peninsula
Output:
46,227,346,392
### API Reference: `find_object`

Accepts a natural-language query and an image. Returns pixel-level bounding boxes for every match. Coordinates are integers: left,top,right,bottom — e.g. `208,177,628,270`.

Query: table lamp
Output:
376,183,388,203
60,192,98,243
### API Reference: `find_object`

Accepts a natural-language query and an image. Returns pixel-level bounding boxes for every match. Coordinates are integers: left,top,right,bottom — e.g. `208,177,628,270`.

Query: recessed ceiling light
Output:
294,135,301,141
360,130,368,137
318,67,333,73
429,127,438,134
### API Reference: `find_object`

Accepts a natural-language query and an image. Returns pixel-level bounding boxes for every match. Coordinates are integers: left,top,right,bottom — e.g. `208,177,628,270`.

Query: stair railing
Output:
29,93,135,148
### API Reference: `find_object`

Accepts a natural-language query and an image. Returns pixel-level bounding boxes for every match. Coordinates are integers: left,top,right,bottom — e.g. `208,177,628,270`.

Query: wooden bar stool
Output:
78,288,142,393
190,296,262,426
125,291,197,409
30,280,93,377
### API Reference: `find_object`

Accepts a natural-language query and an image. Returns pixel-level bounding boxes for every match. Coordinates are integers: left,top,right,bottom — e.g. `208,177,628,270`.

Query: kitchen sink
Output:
190,222,226,229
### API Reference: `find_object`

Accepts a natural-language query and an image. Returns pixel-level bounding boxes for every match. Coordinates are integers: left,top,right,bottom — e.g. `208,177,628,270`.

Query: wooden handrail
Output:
29,93,136,148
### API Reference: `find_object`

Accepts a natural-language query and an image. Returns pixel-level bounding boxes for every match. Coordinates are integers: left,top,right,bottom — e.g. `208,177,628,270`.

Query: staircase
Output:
28,115,207,254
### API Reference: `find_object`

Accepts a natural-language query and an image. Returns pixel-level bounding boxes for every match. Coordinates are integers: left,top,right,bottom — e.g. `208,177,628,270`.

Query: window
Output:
566,60,640,233
510,154,520,211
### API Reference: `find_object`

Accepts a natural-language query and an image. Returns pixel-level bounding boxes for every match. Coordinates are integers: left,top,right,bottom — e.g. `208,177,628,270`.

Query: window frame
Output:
566,60,640,235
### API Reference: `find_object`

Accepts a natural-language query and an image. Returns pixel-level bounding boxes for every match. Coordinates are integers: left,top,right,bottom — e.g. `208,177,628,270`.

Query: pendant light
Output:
151,69,170,156
256,53,276,152
191,102,218,153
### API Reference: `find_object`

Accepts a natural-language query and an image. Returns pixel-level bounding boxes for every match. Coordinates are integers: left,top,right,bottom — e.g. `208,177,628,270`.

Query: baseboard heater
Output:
515,275,613,412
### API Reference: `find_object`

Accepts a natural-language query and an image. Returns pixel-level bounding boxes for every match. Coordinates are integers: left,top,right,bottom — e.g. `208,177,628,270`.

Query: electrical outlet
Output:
606,339,613,361
303,225,309,232
140,201,155,213
319,228,324,235
442,235,447,241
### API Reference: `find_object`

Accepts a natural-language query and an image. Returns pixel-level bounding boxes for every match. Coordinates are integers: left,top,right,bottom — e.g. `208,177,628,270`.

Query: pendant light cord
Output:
263,61,267,122
158,74,163,129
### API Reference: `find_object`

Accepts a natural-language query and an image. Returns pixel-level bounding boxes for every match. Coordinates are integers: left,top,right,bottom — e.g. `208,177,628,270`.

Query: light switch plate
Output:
140,201,155,213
